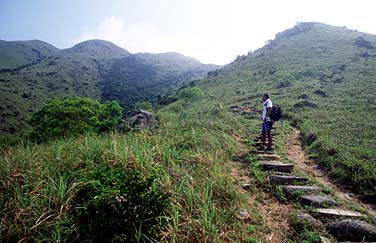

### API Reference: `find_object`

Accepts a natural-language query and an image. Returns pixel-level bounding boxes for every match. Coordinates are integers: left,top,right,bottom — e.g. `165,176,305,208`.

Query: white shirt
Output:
262,98,273,120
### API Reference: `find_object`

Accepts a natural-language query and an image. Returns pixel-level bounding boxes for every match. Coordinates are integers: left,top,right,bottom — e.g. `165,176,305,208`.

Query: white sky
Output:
2,0,376,65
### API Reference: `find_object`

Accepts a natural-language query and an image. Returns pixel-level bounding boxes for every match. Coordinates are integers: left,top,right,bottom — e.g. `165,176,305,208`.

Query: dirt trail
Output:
285,127,376,218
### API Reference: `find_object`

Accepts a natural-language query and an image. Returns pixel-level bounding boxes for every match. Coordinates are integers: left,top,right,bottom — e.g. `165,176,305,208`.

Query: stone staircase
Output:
250,123,376,242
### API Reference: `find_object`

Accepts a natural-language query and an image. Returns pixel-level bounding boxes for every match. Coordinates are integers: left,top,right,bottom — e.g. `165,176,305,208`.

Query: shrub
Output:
134,101,154,112
72,166,170,242
178,87,204,100
28,96,122,142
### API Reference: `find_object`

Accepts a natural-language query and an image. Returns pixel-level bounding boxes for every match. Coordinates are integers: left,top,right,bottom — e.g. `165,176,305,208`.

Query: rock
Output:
269,175,308,184
293,100,319,109
354,37,374,49
241,183,251,190
260,161,294,173
299,194,337,208
298,94,310,99
236,209,250,220
313,90,327,97
127,110,158,129
315,209,364,219
284,185,322,196
327,219,376,242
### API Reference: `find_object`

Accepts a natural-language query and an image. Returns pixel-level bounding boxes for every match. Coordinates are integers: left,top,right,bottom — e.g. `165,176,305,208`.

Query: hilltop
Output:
0,39,220,144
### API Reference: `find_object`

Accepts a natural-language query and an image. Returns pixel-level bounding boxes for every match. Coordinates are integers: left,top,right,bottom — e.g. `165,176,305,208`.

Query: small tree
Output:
28,96,122,142
134,101,154,112
178,87,204,101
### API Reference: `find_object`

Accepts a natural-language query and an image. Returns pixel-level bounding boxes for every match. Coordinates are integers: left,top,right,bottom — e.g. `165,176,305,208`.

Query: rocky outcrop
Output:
127,110,158,129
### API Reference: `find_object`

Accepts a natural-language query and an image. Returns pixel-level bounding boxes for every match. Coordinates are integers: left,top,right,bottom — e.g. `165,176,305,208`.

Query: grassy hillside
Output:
198,22,376,199
0,40,219,144
0,94,264,242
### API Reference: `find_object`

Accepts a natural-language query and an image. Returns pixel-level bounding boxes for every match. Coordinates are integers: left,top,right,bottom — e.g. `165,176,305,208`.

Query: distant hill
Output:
197,22,376,199
102,52,219,108
0,39,220,143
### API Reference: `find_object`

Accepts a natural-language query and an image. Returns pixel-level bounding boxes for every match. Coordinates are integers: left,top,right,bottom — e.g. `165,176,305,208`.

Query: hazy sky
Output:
1,0,376,64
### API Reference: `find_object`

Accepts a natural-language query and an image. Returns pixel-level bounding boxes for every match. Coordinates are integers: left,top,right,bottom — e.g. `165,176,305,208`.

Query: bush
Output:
134,101,154,112
28,96,123,142
72,166,170,242
178,87,204,100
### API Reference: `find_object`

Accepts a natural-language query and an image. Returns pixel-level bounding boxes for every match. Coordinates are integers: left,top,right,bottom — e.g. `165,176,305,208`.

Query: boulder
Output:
354,37,374,49
293,100,319,109
327,219,376,242
298,94,310,99
313,90,327,97
127,110,158,129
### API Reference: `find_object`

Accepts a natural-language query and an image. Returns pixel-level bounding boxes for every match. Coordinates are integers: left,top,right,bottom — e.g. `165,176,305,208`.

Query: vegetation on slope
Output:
199,22,376,199
0,39,219,145
27,96,122,142
1,89,267,242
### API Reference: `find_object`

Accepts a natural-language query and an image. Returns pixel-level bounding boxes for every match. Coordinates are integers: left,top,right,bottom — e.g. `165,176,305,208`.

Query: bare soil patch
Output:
285,127,376,218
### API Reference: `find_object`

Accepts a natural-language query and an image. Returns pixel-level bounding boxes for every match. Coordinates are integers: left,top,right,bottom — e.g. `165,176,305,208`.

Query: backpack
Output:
269,105,282,121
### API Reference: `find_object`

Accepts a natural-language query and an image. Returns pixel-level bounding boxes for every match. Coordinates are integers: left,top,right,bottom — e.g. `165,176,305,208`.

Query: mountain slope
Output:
0,39,219,144
102,52,218,108
0,40,59,69
197,22,376,199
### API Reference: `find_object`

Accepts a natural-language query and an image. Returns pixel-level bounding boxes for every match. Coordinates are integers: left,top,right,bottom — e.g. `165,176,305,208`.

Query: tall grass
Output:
0,98,258,242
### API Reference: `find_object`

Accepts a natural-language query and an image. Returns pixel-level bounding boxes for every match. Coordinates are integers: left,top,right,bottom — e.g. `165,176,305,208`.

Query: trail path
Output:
228,103,376,242
285,127,376,218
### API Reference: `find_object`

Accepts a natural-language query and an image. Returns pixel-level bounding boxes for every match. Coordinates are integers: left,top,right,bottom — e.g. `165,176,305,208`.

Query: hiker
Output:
261,93,273,151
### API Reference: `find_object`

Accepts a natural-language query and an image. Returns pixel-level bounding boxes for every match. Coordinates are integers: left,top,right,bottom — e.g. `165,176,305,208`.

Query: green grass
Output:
0,97,264,242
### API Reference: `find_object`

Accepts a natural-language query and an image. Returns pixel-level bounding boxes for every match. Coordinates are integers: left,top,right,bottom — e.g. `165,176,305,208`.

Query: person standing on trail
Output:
262,93,273,151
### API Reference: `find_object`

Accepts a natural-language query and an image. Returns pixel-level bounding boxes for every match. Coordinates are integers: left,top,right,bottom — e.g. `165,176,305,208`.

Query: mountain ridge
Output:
0,38,220,143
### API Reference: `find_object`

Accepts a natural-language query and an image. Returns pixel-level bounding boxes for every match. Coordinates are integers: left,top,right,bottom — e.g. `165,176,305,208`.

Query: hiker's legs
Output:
261,122,267,148
267,121,273,149
267,130,272,148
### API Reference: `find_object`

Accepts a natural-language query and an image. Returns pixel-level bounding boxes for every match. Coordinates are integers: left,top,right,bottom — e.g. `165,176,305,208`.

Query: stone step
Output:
299,194,337,208
327,219,376,242
315,208,365,219
260,161,294,173
258,154,281,160
269,174,309,184
283,185,322,196
253,149,275,154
